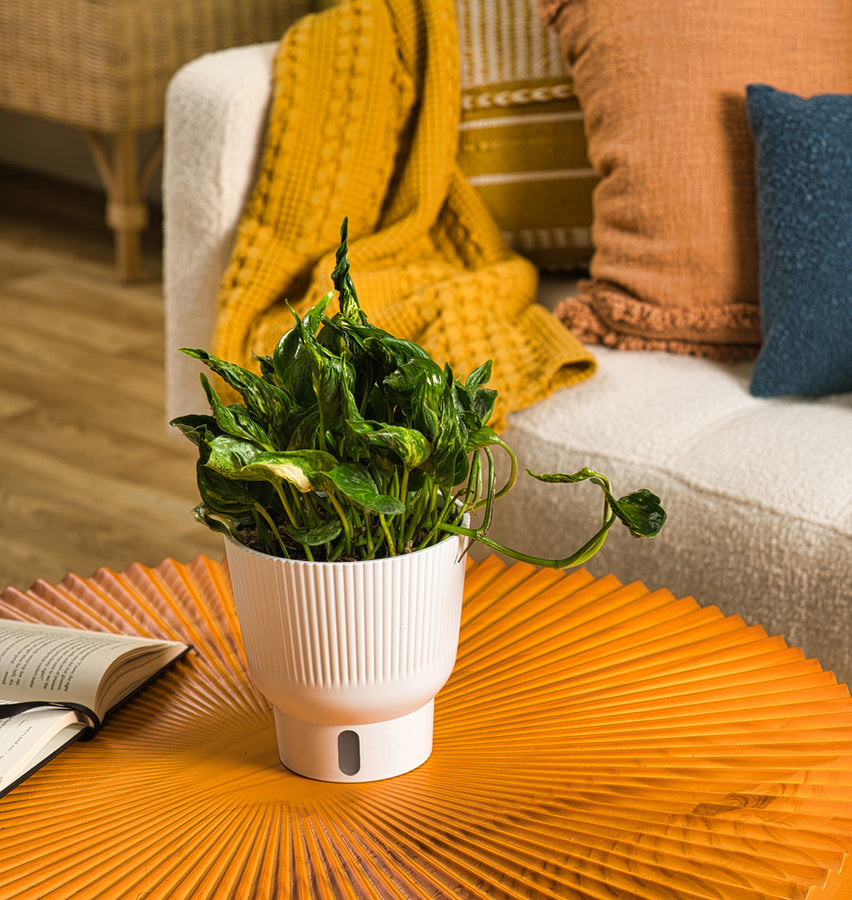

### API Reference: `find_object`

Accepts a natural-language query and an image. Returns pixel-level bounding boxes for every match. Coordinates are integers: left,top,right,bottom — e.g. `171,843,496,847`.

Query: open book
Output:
0,620,190,797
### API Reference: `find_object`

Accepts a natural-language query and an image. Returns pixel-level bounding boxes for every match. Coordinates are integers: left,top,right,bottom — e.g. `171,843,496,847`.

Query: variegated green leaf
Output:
315,463,405,515
365,426,431,467
169,414,217,447
240,450,337,492
191,503,239,538
465,425,500,452
431,373,467,487
281,518,343,546
181,347,292,436
465,360,492,389
200,374,271,449
195,458,266,517
610,489,666,537
203,434,262,478
331,218,365,324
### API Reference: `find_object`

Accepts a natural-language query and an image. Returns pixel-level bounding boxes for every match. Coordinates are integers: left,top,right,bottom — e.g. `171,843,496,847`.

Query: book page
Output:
0,707,86,794
0,621,186,720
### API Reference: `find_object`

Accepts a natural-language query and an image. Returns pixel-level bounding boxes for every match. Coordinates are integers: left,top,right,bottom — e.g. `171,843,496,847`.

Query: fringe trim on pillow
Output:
538,0,573,27
557,282,761,362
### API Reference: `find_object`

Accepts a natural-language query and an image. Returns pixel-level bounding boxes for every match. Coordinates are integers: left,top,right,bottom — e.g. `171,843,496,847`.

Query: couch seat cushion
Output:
488,344,852,682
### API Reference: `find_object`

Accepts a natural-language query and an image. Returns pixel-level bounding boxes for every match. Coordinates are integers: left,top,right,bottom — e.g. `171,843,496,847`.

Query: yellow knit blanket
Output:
213,0,595,430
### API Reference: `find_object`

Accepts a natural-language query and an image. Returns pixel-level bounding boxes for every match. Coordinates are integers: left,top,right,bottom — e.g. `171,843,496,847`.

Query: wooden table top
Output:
1,553,851,899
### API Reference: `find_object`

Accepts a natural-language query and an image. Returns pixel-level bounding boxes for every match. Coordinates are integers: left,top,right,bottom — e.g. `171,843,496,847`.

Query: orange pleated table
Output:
1,553,851,900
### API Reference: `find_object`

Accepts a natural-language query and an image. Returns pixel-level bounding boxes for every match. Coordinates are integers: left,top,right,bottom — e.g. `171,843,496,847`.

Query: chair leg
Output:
85,129,163,281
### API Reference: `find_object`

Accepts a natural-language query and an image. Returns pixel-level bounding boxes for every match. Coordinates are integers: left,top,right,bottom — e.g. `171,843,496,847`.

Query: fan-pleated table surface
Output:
1,553,851,899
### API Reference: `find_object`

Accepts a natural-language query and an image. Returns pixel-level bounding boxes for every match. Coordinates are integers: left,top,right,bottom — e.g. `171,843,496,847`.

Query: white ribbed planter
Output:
225,532,468,782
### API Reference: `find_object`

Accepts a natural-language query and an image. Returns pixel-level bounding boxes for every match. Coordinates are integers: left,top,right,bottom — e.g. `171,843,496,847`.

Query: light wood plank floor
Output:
0,165,223,591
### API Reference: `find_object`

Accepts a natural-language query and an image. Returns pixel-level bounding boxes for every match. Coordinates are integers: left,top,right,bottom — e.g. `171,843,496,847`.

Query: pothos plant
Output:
171,220,665,567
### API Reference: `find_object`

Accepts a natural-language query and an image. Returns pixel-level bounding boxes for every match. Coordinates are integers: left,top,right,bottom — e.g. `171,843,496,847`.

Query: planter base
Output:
273,700,434,782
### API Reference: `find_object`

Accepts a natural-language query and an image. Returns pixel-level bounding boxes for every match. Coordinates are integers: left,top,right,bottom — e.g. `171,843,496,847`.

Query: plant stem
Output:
414,483,457,550
461,452,481,513
271,480,298,526
471,439,517,511
397,468,410,553
494,439,518,500
269,480,313,560
378,513,395,554
438,514,617,569
403,483,428,548
325,491,352,556
361,510,375,558
252,502,293,558
478,448,496,534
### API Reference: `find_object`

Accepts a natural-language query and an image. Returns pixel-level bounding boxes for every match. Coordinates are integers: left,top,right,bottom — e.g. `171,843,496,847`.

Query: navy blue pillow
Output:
745,84,852,398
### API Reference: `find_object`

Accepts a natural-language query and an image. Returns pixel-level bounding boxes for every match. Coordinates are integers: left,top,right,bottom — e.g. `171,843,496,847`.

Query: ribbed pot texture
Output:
225,534,468,727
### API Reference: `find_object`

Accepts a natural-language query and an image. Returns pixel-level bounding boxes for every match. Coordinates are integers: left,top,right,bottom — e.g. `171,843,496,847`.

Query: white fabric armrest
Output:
163,42,277,424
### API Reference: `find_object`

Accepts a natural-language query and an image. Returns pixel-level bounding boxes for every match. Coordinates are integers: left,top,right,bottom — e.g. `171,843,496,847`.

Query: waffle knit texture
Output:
212,0,596,431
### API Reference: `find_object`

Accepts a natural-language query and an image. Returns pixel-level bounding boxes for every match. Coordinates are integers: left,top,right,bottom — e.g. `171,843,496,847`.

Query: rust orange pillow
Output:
540,0,852,360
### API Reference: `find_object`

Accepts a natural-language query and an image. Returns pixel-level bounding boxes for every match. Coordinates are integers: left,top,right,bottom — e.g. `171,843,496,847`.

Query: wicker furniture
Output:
0,0,312,280
1,552,851,898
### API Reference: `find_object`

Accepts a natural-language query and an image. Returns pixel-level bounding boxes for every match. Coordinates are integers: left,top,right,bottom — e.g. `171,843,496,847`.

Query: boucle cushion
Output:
489,344,852,683
456,0,595,270
746,84,852,398
539,0,851,360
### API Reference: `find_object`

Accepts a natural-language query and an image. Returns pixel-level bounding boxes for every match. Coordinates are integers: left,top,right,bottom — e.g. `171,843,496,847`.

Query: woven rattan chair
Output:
0,0,313,280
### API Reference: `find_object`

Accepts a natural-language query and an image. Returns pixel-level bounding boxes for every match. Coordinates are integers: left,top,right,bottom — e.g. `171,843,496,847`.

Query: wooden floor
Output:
0,166,223,592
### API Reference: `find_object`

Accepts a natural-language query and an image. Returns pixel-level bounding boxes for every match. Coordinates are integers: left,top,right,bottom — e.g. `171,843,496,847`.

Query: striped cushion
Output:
455,1,595,270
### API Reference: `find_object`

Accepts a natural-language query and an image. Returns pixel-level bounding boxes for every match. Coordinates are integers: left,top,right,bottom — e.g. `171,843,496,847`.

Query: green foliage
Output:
172,220,666,565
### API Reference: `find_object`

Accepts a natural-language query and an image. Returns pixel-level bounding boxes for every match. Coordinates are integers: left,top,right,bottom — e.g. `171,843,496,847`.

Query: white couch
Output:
163,43,852,683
